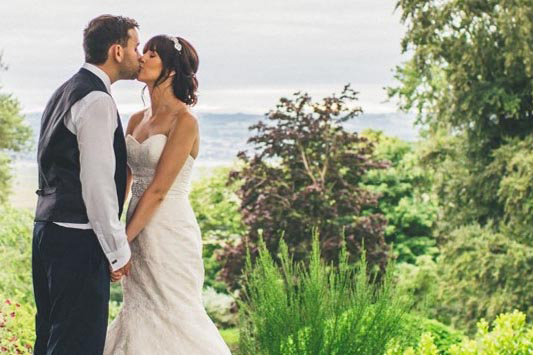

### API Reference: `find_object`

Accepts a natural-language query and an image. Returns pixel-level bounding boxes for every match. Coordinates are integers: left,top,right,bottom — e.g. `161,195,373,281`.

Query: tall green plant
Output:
239,231,409,355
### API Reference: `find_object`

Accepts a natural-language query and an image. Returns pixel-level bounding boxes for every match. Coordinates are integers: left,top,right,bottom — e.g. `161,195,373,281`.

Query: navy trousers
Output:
32,221,110,355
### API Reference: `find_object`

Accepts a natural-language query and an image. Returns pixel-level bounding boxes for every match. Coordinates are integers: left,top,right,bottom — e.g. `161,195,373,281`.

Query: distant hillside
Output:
13,111,419,163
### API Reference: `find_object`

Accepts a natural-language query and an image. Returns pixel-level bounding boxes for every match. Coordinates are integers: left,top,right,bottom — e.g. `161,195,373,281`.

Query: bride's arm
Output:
126,113,198,242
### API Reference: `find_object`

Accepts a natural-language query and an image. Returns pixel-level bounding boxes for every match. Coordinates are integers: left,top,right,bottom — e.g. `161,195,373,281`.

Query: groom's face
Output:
118,28,141,80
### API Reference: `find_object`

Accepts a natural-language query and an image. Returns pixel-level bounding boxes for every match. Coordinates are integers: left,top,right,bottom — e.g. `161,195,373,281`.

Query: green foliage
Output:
390,311,533,355
0,205,34,304
222,86,390,289
362,130,439,263
395,256,439,317
190,167,246,238
0,92,32,153
398,314,463,355
0,298,34,354
391,0,533,232
392,0,533,137
238,231,408,355
202,287,238,328
0,153,11,204
387,333,440,355
435,224,533,334
220,328,240,354
0,54,33,202
0,205,36,352
190,166,246,292
414,131,487,232
488,134,533,245
108,300,122,324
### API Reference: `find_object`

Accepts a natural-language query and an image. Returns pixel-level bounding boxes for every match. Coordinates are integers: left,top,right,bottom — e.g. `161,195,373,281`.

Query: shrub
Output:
361,130,439,264
202,287,238,328
436,224,533,334
190,166,246,293
395,255,439,316
398,314,463,355
390,311,533,355
0,205,34,304
238,231,408,355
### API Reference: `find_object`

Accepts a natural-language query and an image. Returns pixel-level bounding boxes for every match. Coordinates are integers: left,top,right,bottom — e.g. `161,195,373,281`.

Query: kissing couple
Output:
32,14,231,355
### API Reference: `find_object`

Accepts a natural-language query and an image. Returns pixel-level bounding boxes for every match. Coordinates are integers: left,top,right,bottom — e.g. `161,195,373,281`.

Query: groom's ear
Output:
109,44,124,63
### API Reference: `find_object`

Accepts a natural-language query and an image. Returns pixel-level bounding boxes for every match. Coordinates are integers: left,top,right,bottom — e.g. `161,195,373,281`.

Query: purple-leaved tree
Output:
219,85,390,289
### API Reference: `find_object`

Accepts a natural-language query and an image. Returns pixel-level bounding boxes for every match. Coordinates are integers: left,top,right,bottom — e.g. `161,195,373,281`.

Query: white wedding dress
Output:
104,109,231,355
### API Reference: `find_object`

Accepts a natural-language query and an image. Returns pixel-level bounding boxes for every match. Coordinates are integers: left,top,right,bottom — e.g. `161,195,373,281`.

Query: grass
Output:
220,327,240,353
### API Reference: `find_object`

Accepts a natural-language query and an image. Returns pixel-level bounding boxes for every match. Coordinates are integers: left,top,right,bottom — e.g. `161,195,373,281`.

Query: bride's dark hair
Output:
143,35,199,106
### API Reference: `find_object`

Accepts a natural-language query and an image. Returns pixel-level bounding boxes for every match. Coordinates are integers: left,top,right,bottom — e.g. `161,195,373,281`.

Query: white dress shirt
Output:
54,63,131,272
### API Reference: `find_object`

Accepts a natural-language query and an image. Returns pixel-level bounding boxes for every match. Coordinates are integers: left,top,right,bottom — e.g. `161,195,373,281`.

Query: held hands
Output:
110,258,132,282
110,229,136,282
110,228,135,282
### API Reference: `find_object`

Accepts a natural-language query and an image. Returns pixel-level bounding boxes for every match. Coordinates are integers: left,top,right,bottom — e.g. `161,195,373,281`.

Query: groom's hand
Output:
110,271,122,282
109,258,132,282
109,264,123,282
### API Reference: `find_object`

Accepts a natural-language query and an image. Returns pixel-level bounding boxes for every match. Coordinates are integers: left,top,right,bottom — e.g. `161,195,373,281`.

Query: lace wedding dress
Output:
104,109,231,355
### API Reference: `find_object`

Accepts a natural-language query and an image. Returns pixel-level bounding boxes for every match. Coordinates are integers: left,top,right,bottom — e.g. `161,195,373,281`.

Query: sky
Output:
0,0,407,115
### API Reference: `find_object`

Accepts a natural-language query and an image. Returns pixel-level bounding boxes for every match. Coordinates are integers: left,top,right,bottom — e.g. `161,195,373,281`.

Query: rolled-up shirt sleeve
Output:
75,93,131,272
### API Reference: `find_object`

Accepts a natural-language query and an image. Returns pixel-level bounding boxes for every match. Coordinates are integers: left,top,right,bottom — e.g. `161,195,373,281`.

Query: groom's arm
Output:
73,92,131,272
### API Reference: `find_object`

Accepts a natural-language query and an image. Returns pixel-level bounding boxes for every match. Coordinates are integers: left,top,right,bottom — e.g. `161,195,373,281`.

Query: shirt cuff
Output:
106,243,132,272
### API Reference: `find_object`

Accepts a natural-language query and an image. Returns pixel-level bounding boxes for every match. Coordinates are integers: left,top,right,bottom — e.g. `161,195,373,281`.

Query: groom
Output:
32,15,141,354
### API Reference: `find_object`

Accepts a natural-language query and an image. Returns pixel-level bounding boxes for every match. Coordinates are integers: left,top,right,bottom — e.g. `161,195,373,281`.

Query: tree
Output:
0,53,33,203
391,0,533,230
434,225,533,334
360,130,439,264
218,85,390,288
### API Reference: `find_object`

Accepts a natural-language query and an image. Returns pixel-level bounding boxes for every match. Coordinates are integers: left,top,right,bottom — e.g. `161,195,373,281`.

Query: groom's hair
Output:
83,15,139,65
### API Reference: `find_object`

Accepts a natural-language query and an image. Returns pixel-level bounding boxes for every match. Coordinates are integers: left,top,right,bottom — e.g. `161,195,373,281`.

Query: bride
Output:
104,35,231,354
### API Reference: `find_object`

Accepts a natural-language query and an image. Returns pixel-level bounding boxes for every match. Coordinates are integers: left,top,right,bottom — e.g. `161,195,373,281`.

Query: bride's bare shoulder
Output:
170,110,198,132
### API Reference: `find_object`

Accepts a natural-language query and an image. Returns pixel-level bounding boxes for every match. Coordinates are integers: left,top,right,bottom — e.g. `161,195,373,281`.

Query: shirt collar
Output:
82,63,112,93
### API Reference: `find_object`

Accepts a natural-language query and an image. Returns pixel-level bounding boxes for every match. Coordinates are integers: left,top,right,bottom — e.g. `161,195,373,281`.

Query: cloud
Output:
0,0,407,113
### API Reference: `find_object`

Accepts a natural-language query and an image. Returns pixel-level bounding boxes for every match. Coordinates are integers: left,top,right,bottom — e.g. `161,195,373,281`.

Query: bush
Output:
190,166,246,293
361,130,439,264
238,231,409,355
389,311,533,355
0,205,34,304
398,314,463,355
395,256,439,316
221,86,390,289
435,224,533,334
202,287,238,328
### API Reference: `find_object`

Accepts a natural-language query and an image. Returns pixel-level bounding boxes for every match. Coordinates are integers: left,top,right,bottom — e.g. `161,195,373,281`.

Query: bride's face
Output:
137,49,163,84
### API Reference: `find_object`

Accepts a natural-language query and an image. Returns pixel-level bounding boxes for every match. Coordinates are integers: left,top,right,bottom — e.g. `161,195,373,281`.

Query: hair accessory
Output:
167,36,182,52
